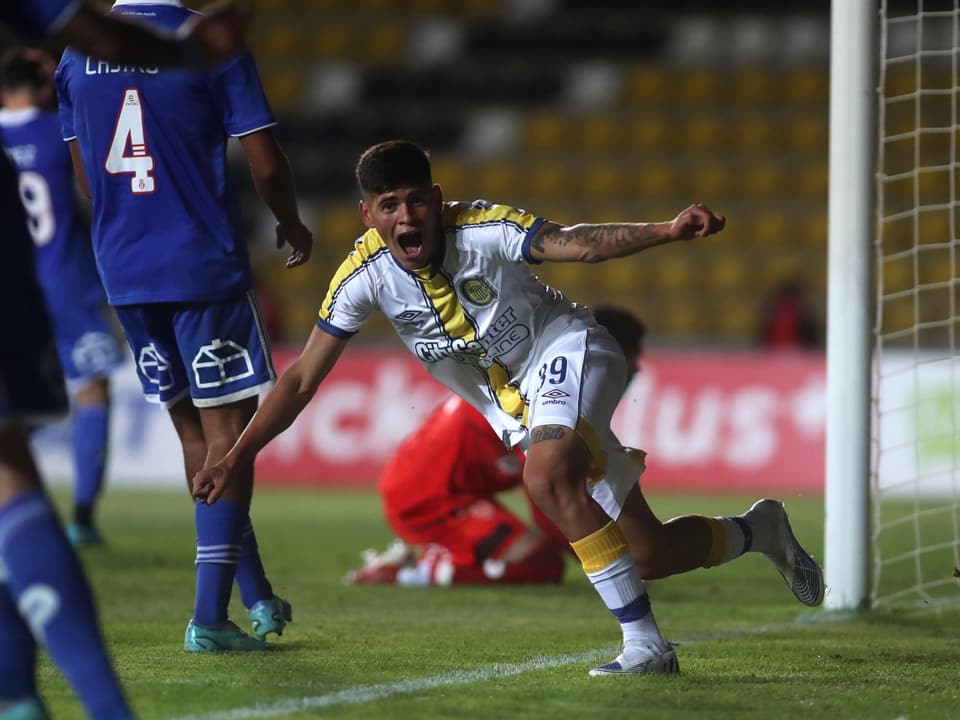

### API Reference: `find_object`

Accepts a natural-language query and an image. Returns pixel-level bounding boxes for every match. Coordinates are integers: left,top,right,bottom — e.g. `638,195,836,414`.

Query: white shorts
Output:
521,325,644,522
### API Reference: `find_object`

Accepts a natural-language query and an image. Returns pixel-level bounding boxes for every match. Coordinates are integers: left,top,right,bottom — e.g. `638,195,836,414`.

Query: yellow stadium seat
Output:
261,67,304,112
734,67,781,105
879,295,916,336
580,164,628,200
579,115,626,152
318,203,364,249
797,211,827,250
683,116,728,150
365,24,406,62
630,159,677,198
663,299,703,337
881,256,914,296
306,25,353,59
622,65,669,107
796,161,828,198
715,296,759,339
675,66,723,105
522,112,574,151
742,162,787,197
884,63,918,99
259,25,301,59
529,159,577,199
918,168,951,208
537,262,588,299
705,256,749,292
787,113,828,152
879,216,916,255
602,255,650,293
654,254,695,291
750,209,792,247
883,99,917,137
688,162,734,200
919,248,952,284
783,65,829,107
475,161,517,201
732,116,777,151
623,114,675,152
429,157,470,199
917,210,951,246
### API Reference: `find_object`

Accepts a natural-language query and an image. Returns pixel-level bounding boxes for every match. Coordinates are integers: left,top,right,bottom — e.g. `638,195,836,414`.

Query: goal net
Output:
873,0,960,609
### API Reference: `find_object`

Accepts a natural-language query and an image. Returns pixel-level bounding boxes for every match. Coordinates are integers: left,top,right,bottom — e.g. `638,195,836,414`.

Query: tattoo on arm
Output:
531,426,567,443
531,224,569,255
532,222,658,258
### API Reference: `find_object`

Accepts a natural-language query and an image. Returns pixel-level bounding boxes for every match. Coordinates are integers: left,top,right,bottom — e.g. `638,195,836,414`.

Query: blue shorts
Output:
47,298,125,384
113,290,276,408
0,268,68,428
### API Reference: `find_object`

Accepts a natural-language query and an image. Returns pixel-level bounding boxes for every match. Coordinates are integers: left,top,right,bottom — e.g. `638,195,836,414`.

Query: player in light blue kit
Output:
0,48,125,548
0,1,248,718
57,0,314,653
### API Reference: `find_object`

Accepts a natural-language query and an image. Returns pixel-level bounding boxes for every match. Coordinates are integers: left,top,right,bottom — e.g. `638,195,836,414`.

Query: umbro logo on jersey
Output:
541,389,570,399
396,310,422,323
459,276,498,306
395,309,426,335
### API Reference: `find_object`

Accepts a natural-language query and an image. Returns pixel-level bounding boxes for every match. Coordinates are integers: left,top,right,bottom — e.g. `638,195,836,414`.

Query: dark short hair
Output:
355,140,432,195
594,306,647,356
0,48,46,92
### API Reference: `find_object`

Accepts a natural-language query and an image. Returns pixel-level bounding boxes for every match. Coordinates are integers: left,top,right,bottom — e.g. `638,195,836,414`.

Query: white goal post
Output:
825,0,877,611
827,0,960,611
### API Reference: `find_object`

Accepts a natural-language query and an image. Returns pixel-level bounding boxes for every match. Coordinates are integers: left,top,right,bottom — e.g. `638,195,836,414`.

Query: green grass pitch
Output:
37,488,960,719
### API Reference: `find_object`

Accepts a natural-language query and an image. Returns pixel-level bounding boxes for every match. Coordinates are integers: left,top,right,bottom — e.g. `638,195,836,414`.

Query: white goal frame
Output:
824,0,877,611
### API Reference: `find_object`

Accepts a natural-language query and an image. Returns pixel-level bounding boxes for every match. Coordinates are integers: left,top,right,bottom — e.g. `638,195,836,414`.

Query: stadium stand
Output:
224,1,947,347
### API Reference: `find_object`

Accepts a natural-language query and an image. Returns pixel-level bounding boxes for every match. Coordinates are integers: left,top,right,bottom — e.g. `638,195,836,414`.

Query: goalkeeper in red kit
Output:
345,307,646,586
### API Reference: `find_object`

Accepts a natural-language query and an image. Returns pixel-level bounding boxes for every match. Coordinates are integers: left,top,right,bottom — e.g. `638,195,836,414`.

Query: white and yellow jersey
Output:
317,200,598,444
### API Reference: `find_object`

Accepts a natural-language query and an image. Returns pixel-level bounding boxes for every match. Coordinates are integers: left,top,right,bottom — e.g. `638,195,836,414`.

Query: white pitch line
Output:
167,614,845,720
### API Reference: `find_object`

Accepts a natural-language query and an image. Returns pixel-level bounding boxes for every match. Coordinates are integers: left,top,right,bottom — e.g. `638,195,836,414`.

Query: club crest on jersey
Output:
458,276,498,306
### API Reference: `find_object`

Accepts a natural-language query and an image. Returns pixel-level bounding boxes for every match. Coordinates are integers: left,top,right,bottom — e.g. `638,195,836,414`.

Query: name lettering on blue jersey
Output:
5,144,37,168
84,58,158,75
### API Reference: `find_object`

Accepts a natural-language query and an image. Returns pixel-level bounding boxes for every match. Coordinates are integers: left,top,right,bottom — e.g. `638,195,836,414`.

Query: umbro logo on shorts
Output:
541,389,570,399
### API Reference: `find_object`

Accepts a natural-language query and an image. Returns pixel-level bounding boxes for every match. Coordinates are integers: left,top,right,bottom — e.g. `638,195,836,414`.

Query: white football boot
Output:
744,499,825,607
589,643,680,676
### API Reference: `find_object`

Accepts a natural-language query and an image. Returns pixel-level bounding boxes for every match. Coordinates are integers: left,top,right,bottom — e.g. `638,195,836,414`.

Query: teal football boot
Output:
183,619,270,652
247,596,292,640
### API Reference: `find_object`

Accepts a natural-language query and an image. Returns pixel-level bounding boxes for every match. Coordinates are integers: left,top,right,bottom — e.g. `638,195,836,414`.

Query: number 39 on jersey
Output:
105,89,155,194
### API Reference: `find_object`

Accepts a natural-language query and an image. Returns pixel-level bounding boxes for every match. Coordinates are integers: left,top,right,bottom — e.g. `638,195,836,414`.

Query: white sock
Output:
714,516,750,563
586,554,668,653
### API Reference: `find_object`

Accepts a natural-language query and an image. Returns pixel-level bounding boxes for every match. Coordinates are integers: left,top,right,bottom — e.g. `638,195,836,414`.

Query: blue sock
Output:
0,491,132,719
72,403,109,522
235,517,274,608
193,499,245,627
0,578,37,702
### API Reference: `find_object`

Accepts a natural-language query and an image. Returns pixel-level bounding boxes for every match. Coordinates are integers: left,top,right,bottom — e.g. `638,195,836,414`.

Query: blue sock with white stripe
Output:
0,491,132,719
72,403,109,521
235,517,273,608
193,499,245,627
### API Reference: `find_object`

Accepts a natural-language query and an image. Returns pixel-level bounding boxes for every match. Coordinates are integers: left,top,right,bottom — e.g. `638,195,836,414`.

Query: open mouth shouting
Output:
397,230,424,261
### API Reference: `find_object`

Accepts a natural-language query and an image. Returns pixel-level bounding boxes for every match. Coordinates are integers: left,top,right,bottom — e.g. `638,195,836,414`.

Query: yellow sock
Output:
570,521,628,573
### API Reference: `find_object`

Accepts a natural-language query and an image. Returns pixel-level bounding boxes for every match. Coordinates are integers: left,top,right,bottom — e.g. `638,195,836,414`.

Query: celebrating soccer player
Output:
193,139,824,677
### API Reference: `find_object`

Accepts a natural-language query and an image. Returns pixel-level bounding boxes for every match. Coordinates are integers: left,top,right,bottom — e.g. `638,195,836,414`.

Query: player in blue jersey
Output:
56,0,313,654
0,48,126,548
0,2,250,718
